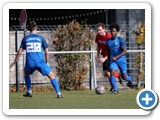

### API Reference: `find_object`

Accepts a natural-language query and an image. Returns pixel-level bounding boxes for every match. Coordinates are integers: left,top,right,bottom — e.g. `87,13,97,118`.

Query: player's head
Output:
96,23,106,36
109,23,120,38
28,21,37,32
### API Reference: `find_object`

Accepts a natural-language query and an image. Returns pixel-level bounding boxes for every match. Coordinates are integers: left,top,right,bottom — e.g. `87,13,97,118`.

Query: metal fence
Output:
9,24,145,90
9,24,144,50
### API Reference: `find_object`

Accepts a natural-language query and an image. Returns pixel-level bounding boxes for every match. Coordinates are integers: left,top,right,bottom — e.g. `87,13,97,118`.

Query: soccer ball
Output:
95,85,105,95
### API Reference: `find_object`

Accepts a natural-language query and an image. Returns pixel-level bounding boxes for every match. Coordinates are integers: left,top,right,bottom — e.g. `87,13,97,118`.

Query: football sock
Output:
51,78,61,95
24,76,32,93
114,72,120,78
110,76,118,91
108,77,113,88
126,75,132,81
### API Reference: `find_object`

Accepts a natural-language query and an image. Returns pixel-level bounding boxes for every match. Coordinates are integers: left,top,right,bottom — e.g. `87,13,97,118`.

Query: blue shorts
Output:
109,59,127,74
24,62,52,76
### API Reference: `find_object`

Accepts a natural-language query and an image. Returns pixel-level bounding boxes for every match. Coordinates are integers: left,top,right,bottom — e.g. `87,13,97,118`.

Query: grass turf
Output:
9,89,141,109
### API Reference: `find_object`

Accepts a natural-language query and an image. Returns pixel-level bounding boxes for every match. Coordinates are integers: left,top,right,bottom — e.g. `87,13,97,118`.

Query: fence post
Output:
92,48,97,89
24,27,27,37
15,31,19,92
89,45,93,90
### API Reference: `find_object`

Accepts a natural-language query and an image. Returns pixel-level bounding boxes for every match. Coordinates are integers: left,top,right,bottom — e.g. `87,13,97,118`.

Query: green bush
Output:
53,20,95,91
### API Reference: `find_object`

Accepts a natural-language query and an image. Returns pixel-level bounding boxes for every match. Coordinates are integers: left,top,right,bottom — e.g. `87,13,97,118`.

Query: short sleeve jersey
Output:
95,32,111,57
20,33,48,66
106,36,126,61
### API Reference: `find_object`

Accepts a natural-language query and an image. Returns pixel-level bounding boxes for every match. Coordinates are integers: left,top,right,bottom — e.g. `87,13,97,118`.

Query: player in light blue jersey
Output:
106,23,132,94
10,21,63,98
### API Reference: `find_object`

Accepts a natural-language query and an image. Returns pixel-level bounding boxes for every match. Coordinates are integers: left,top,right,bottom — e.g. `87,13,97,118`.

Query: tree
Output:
53,20,95,90
132,22,145,89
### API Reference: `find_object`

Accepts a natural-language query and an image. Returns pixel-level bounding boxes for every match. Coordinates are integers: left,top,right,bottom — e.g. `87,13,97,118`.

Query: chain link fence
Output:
9,24,145,89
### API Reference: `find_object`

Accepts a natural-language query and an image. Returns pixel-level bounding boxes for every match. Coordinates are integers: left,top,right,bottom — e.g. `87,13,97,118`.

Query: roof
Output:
9,9,108,26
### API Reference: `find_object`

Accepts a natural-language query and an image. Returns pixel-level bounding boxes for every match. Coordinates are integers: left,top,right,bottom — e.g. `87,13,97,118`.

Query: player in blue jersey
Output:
106,23,132,94
10,21,63,98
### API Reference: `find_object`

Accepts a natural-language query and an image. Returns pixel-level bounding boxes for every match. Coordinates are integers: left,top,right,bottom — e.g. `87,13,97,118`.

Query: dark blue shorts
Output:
24,62,52,76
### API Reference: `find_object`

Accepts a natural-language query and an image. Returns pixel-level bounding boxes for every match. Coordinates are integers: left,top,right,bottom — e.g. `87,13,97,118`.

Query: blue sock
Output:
110,76,118,91
24,76,31,92
126,75,132,82
108,77,113,88
51,78,61,94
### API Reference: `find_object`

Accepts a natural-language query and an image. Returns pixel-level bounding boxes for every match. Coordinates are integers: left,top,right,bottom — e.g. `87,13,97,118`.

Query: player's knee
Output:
23,71,29,76
107,71,110,77
114,71,120,78
103,71,110,77
110,70,116,76
103,73,107,77
47,72,55,80
110,71,114,76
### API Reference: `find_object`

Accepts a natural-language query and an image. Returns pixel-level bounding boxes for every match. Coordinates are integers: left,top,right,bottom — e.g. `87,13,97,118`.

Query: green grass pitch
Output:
9,90,141,109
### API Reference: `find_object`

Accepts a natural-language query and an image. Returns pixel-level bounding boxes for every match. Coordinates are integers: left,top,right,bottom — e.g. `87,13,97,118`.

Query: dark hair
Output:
109,23,120,32
28,21,37,31
96,23,105,29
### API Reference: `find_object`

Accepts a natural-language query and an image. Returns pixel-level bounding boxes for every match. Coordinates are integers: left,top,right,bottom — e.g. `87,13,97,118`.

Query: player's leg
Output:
121,74,132,82
109,61,119,94
103,60,113,92
104,60,121,84
113,68,122,84
116,60,132,87
23,66,35,97
103,70,113,92
46,71,63,98
120,74,132,87
37,63,63,98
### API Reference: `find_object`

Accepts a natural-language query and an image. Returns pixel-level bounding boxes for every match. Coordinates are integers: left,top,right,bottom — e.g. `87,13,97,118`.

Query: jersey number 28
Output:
26,42,41,53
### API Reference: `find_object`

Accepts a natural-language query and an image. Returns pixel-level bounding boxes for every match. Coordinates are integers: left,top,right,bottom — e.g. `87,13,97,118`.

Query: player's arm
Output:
42,37,49,64
116,47,127,59
99,42,109,63
96,44,100,61
10,48,23,69
103,43,110,61
97,44,108,63
99,55,108,63
112,37,127,61
104,33,111,63
44,48,49,64
106,45,110,66
107,45,110,60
